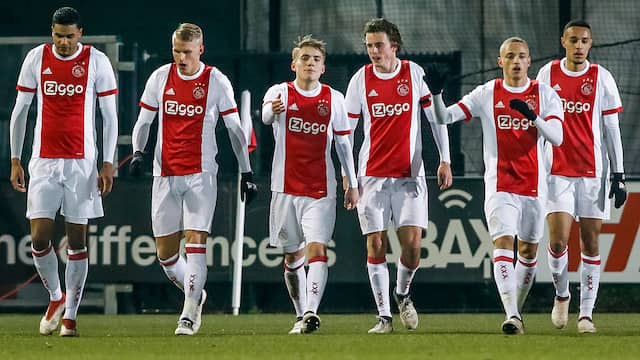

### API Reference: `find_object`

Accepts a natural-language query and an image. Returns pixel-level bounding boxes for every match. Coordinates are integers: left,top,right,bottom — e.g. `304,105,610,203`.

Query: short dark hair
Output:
363,18,403,52
52,7,81,27
563,19,591,35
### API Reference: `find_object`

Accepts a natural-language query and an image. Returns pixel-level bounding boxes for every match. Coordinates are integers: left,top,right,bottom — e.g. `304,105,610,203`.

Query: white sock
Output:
305,256,328,314
515,254,537,312
64,248,88,320
159,252,186,291
493,249,519,320
367,256,391,318
579,253,601,320
547,245,570,298
31,243,63,301
180,244,207,321
284,257,307,317
396,258,417,296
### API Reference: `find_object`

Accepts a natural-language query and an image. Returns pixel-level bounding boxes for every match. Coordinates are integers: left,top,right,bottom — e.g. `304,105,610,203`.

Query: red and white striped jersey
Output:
455,78,563,197
345,60,432,178
16,43,118,160
263,82,351,199
537,59,623,178
139,63,238,176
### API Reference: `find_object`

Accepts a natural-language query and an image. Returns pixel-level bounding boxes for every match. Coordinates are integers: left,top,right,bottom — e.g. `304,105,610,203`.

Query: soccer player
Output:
426,37,564,334
262,35,359,334
129,23,257,336
344,18,453,334
9,7,118,337
536,20,626,333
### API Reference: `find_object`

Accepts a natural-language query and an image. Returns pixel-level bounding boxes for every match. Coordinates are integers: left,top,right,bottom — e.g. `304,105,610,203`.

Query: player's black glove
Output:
240,171,258,204
423,65,447,95
509,99,537,121
129,151,144,177
609,172,627,208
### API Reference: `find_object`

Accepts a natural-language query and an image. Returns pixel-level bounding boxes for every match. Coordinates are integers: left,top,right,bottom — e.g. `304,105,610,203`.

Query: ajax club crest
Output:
397,79,410,96
193,85,206,100
581,78,594,96
524,95,537,111
71,63,85,78
317,99,330,117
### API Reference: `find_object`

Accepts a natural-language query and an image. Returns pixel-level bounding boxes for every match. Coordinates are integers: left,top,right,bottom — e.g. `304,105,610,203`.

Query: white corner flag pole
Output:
232,90,252,316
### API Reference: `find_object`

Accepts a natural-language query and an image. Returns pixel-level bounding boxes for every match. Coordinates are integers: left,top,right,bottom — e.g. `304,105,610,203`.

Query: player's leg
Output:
31,218,65,335
156,232,185,291
284,248,306,334
357,177,393,333
515,240,538,313
27,159,66,335
546,212,572,329
486,192,522,334
59,220,89,337
577,217,602,333
515,196,544,314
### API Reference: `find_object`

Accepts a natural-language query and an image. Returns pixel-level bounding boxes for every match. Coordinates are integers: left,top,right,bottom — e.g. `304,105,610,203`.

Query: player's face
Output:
172,36,203,76
498,41,531,86
365,32,398,73
51,24,82,57
291,46,325,83
561,26,592,68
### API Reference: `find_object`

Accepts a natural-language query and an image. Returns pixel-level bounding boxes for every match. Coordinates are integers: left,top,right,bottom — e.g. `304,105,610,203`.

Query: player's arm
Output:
603,112,624,172
262,85,285,125
332,90,359,209
9,91,35,192
510,85,563,146
600,69,626,208
10,49,38,193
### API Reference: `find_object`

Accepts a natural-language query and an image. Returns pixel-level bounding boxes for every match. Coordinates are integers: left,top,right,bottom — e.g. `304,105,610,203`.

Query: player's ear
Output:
497,56,503,68
321,64,325,75
290,60,296,73
200,44,204,55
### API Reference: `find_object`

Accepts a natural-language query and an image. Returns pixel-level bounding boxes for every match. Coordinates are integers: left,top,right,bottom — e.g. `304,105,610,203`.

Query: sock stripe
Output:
185,246,207,254
518,258,537,267
493,256,513,264
581,256,601,265
159,253,180,266
284,262,305,271
548,245,568,258
399,256,418,270
32,245,53,257
67,251,88,261
367,256,386,264
308,256,328,264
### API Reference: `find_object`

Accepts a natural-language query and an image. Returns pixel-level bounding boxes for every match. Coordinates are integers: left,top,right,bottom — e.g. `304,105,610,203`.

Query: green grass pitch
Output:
1,313,639,359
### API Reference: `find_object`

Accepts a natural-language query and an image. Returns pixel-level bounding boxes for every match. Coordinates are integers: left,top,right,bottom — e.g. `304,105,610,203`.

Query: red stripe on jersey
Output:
39,44,91,159
493,78,540,196
457,102,473,121
16,85,36,93
283,82,331,198
97,88,118,97
550,60,599,177
493,256,513,263
602,106,623,115
367,256,386,264
139,101,158,111
248,128,257,153
581,257,601,265
348,112,360,119
544,115,562,122
333,129,351,135
160,63,212,176
220,107,238,116
364,60,413,177
68,251,88,261
185,246,207,254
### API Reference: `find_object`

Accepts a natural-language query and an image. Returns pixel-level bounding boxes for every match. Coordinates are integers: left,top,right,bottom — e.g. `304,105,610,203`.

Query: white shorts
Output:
151,172,217,237
356,176,428,235
547,175,609,220
27,158,102,223
485,191,545,243
269,192,336,253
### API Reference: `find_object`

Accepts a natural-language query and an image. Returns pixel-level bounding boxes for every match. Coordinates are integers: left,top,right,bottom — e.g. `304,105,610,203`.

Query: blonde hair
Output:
291,34,326,61
499,36,528,55
174,23,203,43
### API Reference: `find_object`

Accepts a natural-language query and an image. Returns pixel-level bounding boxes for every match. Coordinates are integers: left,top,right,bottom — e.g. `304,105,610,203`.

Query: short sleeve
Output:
330,89,351,135
93,49,118,96
16,47,40,92
139,68,162,110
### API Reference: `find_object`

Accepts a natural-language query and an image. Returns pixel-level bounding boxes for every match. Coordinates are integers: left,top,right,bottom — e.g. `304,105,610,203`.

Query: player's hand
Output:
437,161,453,190
509,99,537,121
10,158,26,193
271,93,285,115
129,151,144,177
344,187,359,210
241,171,258,204
609,172,627,208
423,65,447,95
98,162,114,197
